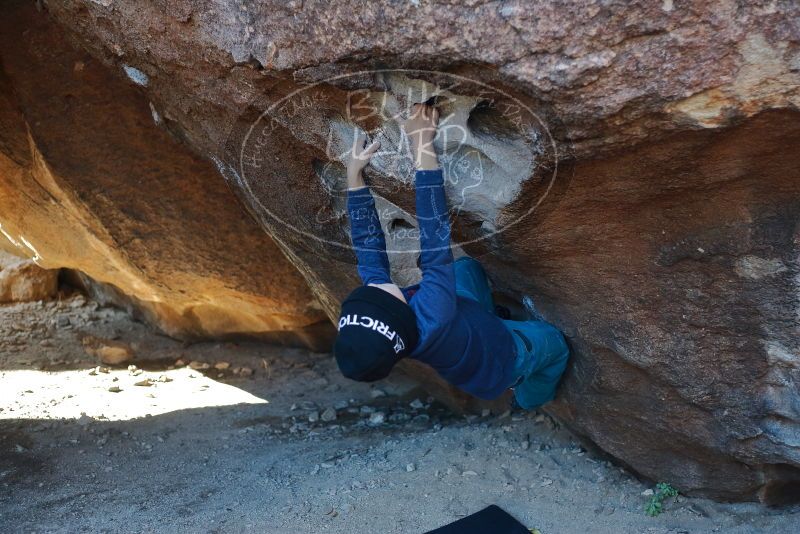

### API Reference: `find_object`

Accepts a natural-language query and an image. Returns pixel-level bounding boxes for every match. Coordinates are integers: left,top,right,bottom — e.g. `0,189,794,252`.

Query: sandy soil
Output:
1,294,797,533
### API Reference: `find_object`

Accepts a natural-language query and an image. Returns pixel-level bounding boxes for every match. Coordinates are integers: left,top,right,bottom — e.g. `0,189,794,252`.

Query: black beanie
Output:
334,286,419,382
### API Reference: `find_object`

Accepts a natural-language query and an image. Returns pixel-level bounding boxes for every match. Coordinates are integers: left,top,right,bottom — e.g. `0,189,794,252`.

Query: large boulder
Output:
1,0,798,502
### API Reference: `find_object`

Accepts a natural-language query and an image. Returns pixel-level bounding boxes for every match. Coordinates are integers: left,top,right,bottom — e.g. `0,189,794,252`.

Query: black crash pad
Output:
424,505,529,534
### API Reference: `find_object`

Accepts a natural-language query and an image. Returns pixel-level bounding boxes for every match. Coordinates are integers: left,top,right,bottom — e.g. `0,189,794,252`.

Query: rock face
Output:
0,251,58,303
1,0,798,502
0,3,331,349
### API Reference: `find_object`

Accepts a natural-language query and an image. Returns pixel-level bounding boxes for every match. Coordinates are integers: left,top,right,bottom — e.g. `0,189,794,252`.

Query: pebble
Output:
107,386,122,393
321,408,337,422
333,400,349,410
174,359,187,367
239,367,254,377
370,389,386,398
409,399,424,409
157,374,172,383
76,414,92,426
134,379,153,387
406,463,416,472
308,411,320,423
189,361,210,370
359,405,375,414
462,470,478,477
368,412,386,425
214,361,230,370
641,489,654,496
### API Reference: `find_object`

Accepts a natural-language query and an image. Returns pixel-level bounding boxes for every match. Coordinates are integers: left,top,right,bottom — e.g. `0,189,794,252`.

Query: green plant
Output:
644,482,679,517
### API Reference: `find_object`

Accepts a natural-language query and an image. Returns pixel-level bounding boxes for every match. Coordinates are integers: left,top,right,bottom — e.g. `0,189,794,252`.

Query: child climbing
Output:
334,102,570,409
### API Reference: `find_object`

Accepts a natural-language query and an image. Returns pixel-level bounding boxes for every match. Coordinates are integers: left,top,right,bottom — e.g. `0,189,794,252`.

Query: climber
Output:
334,102,570,409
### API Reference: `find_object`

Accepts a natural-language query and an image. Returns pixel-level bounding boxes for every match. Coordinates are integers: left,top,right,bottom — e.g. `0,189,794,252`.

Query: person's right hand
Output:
344,98,381,189
400,103,439,170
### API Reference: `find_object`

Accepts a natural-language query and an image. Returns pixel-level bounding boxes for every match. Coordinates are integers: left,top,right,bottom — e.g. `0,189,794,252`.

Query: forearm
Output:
415,169,453,268
347,188,392,285
411,169,457,322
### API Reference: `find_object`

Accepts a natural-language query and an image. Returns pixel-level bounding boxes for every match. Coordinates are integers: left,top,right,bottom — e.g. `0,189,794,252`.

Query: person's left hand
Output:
346,129,381,186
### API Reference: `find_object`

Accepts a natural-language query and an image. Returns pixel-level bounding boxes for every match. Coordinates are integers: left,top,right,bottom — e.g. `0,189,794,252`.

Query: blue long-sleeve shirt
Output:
346,169,517,399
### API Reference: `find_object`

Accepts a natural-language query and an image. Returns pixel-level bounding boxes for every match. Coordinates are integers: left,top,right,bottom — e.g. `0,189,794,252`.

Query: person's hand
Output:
345,129,381,189
344,98,381,189
400,103,439,170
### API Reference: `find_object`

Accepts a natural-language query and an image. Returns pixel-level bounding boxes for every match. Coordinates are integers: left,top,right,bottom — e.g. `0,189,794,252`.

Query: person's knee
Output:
553,350,570,376
538,322,568,360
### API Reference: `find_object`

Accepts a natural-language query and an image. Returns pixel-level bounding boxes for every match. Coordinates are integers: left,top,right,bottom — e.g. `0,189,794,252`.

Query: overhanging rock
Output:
2,0,798,502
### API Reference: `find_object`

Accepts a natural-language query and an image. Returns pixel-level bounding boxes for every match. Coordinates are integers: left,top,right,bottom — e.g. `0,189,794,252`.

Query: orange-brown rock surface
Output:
1,0,799,502
0,3,330,348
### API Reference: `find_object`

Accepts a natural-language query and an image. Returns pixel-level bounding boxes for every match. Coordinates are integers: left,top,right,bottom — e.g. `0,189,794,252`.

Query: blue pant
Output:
454,257,570,409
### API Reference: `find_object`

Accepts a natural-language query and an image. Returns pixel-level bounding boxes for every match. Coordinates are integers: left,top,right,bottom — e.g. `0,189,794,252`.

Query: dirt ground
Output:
1,294,798,533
